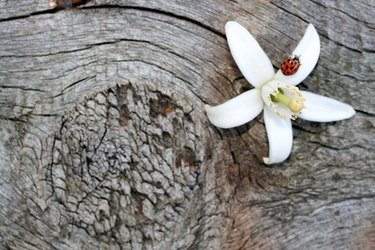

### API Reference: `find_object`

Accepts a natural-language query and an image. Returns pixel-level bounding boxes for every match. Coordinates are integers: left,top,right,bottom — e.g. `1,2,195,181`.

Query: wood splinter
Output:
49,0,90,9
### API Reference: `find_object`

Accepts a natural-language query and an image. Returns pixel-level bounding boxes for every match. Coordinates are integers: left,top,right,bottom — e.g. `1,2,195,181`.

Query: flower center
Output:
270,88,304,113
261,80,305,120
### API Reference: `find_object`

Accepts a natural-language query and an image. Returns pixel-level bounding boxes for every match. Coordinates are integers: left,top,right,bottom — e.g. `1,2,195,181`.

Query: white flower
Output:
205,21,355,164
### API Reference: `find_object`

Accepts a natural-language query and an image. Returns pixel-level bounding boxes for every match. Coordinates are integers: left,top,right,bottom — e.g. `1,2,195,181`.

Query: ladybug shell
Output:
281,56,301,76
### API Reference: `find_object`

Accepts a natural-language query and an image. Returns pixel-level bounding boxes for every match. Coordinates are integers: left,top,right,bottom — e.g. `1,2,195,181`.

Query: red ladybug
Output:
280,55,301,76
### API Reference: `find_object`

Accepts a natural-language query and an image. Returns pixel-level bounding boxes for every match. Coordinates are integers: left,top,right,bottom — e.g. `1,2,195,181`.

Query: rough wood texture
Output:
0,0,374,249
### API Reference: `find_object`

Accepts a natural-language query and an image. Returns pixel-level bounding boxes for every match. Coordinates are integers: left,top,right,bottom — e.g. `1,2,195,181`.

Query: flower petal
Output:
274,24,320,85
299,91,355,122
263,107,293,164
205,89,263,128
225,21,274,88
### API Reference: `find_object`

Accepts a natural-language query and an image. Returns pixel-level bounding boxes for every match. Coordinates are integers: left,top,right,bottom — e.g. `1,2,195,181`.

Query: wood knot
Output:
150,93,175,118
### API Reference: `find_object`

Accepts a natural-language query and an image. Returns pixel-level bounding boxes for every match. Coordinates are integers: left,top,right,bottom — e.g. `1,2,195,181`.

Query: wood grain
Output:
0,0,374,249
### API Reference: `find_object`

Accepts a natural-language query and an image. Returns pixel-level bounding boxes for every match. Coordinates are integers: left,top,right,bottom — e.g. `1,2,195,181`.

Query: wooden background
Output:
0,0,374,249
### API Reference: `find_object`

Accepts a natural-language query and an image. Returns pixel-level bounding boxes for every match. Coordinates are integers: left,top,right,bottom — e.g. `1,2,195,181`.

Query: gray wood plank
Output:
0,1,374,249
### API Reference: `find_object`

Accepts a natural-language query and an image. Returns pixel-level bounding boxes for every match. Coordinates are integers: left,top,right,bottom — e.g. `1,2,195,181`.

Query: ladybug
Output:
280,55,301,76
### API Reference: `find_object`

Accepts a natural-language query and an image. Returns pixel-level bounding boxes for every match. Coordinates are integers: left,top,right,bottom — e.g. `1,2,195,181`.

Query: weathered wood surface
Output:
0,0,374,249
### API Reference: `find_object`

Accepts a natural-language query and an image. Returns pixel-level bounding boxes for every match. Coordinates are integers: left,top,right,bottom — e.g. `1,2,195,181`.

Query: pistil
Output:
271,88,304,113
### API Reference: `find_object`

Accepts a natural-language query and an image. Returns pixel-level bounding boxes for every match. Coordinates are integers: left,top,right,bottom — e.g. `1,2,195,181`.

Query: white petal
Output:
205,89,263,128
263,107,293,164
225,21,274,88
274,24,320,85
299,91,355,122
